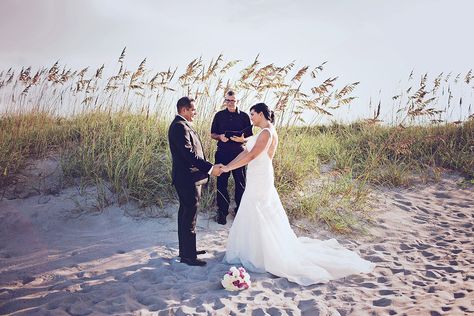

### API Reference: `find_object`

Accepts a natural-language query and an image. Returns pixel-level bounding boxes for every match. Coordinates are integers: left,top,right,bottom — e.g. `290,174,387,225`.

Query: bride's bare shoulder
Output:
258,128,272,138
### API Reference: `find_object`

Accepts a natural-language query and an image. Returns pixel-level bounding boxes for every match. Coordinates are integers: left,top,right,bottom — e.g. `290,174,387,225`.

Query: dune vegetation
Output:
1,49,472,233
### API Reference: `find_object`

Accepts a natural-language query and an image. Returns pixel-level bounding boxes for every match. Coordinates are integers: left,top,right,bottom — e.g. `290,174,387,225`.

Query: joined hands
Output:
211,164,224,176
210,164,230,176
220,165,230,173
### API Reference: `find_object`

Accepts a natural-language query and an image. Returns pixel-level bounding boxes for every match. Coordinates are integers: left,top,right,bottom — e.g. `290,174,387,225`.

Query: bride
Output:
220,103,375,286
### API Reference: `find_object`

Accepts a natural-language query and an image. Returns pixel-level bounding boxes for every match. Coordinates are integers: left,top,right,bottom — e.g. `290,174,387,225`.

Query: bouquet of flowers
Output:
221,266,251,291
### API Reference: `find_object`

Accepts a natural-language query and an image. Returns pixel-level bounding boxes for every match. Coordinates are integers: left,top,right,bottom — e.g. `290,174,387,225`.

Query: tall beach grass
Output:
1,50,472,233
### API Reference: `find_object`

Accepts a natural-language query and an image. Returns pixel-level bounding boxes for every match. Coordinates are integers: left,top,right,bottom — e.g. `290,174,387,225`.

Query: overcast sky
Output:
0,0,473,120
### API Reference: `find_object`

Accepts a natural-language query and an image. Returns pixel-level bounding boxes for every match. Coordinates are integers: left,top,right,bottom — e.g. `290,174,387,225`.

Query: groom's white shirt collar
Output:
177,114,188,122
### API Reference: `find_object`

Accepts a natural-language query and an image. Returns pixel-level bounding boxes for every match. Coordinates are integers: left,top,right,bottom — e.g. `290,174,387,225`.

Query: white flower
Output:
221,266,251,291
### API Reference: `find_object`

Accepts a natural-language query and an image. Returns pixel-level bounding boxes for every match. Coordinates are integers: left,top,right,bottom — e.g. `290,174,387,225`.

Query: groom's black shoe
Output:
180,257,207,266
179,250,206,258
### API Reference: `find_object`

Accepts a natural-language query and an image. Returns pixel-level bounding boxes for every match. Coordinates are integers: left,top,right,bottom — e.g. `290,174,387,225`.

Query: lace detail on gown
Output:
224,126,375,285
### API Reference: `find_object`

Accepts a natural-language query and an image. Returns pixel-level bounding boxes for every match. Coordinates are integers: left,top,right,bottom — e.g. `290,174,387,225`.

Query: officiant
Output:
210,90,253,225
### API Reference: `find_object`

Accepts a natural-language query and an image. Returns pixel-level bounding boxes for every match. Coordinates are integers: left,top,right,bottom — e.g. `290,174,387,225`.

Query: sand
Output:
0,160,473,315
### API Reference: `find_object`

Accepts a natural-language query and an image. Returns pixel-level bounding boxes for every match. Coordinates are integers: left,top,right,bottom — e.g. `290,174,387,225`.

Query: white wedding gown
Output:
224,127,375,286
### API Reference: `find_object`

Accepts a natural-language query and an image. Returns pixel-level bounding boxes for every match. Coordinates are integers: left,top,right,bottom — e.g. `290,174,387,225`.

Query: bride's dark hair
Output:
250,103,275,123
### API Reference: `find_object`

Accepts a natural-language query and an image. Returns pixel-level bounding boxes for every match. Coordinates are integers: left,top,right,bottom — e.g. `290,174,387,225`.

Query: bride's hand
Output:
221,165,230,173
230,134,245,143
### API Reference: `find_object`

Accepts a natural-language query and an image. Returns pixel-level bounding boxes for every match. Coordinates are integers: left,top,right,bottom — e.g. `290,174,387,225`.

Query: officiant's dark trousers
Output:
174,182,202,259
215,149,246,217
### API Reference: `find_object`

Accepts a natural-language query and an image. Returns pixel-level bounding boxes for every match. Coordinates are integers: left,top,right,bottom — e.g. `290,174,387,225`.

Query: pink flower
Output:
222,267,251,291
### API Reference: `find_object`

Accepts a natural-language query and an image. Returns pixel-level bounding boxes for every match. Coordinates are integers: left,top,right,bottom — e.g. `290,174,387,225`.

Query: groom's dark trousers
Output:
174,182,202,258
168,115,213,259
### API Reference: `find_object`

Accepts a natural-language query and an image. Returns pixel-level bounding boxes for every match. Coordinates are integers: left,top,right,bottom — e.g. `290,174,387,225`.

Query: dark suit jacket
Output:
168,115,213,186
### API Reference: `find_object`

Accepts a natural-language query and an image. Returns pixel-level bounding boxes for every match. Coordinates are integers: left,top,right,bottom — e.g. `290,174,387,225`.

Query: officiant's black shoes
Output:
180,257,207,266
216,214,227,225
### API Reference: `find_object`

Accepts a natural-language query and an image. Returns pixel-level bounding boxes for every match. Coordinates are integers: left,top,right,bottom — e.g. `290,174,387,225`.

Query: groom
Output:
168,96,223,266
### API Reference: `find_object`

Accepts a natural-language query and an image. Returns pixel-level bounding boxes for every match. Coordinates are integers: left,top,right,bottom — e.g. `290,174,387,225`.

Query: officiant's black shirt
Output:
211,107,253,154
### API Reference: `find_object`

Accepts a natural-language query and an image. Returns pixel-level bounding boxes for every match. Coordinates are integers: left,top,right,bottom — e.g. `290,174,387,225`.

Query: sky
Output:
0,0,473,121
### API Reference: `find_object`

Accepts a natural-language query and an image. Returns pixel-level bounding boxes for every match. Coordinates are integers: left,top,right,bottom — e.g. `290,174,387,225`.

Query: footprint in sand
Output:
394,199,413,207
66,304,93,316
21,276,35,285
421,250,434,257
373,298,392,307
267,307,282,316
379,289,396,295
417,206,431,213
389,268,404,274
400,243,412,251
212,298,225,310
434,192,452,199
373,245,386,251
365,255,385,262
377,276,389,284
392,202,411,212
284,292,297,298
251,308,266,316
412,242,431,250
297,299,320,313
249,290,264,297
425,270,441,278
360,282,377,289
237,303,246,310
136,295,167,311
273,278,294,289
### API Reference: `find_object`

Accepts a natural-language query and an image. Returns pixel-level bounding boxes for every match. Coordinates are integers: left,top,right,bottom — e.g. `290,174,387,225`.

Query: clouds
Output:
1,0,471,69
0,0,472,120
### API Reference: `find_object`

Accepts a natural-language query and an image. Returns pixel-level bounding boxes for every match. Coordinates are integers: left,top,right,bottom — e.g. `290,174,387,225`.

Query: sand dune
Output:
0,173,473,315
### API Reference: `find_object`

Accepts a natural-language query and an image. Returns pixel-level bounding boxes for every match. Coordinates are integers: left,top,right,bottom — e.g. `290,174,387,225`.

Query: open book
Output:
224,125,253,139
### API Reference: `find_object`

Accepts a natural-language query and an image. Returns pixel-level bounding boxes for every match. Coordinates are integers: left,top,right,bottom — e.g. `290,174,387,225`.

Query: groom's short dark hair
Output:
177,96,195,113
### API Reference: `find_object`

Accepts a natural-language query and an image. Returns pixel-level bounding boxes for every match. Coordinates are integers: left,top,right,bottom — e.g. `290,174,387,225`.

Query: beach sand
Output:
0,159,472,315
